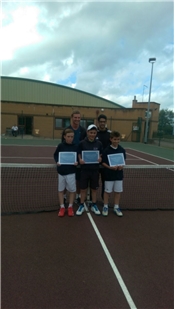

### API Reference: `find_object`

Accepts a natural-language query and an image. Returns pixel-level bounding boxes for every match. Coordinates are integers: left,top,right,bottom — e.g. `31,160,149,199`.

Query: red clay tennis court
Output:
1,144,174,309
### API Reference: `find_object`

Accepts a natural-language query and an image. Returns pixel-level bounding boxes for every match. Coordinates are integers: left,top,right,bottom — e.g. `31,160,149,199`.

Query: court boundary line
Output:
1,144,57,147
2,145,173,162
84,204,137,309
127,148,174,163
126,153,158,165
1,156,54,160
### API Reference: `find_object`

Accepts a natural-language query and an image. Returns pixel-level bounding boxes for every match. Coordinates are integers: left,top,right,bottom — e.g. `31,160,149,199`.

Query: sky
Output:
1,1,174,110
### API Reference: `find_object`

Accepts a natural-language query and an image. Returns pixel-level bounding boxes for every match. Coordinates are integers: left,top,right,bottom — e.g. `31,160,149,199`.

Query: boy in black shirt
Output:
61,110,86,204
54,129,78,217
102,131,126,217
76,124,103,216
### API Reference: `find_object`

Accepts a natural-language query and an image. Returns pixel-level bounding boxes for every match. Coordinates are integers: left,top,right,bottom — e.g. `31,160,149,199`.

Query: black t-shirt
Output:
78,137,103,170
96,128,111,149
54,141,78,175
102,145,126,180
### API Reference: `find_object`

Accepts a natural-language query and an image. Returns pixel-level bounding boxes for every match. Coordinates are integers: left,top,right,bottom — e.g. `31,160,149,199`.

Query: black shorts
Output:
80,169,99,190
76,167,81,181
99,167,105,183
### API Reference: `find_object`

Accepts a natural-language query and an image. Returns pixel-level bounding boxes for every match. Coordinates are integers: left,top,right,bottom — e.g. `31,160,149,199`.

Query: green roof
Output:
1,76,125,109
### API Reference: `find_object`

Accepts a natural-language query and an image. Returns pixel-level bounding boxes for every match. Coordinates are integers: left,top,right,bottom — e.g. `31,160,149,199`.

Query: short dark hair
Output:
64,128,74,136
98,114,107,122
110,131,121,139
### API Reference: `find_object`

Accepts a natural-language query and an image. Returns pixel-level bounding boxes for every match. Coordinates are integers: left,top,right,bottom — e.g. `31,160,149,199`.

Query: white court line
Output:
1,156,53,159
127,151,174,171
126,153,158,165
126,148,174,163
1,145,56,147
84,204,137,309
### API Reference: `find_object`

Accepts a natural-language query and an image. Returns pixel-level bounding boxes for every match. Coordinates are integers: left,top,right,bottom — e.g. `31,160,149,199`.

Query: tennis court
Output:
1,142,174,309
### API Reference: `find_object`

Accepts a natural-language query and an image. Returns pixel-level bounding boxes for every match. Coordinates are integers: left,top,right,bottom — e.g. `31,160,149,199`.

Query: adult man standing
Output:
96,114,111,149
62,110,86,145
96,114,111,200
62,110,86,203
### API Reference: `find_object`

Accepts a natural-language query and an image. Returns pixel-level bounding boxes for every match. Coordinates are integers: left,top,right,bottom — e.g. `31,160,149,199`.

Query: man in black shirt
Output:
96,114,111,200
96,114,111,149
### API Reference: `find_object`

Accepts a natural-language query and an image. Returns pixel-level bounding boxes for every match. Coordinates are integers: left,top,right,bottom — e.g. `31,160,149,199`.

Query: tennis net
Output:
1,163,174,214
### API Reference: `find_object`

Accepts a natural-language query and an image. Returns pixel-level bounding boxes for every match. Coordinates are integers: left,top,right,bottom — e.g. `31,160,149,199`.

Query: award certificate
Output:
82,151,99,164
58,152,77,165
107,153,125,166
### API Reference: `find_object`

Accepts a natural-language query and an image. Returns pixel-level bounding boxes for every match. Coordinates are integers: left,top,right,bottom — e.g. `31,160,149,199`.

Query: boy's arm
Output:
53,146,59,163
98,154,102,163
74,147,78,165
53,145,61,164
98,142,103,163
78,153,85,165
77,141,85,164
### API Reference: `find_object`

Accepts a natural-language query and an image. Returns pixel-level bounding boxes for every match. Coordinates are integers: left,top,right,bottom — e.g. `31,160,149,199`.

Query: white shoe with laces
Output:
114,207,123,217
91,204,101,215
76,204,85,216
102,206,108,216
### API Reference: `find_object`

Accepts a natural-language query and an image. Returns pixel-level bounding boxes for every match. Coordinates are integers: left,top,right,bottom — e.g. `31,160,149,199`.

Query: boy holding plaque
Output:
76,124,103,216
54,129,78,217
102,131,126,217
61,111,86,204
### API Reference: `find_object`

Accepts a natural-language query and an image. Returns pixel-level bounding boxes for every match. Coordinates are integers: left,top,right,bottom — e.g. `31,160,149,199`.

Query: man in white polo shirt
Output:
11,124,18,137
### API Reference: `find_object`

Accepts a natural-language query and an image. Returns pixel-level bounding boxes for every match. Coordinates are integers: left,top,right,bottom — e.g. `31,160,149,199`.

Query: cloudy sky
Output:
1,1,174,110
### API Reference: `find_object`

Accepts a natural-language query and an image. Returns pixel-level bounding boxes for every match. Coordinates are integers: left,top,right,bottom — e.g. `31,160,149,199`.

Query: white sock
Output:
104,204,108,208
114,204,119,209
60,204,65,208
68,204,73,208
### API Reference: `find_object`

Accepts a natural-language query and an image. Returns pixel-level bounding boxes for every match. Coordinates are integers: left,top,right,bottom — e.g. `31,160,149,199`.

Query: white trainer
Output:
91,204,101,215
76,204,85,216
114,207,123,217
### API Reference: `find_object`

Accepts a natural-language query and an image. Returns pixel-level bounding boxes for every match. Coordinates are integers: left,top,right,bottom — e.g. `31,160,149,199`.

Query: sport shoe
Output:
102,206,108,216
58,207,65,217
114,207,123,217
76,204,85,216
68,207,74,217
91,204,101,215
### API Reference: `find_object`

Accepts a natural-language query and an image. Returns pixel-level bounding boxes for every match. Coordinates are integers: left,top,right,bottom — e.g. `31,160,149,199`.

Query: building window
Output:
55,118,94,129
80,119,94,128
55,118,70,128
63,118,70,127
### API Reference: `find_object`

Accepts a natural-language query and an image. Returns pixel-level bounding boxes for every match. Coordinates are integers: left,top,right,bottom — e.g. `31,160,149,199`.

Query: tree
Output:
158,109,174,135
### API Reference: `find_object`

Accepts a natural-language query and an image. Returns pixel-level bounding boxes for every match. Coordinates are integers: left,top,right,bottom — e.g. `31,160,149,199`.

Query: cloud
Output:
1,1,174,110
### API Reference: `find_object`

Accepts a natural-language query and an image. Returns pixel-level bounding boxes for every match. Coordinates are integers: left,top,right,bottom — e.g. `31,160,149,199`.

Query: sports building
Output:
1,76,160,142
